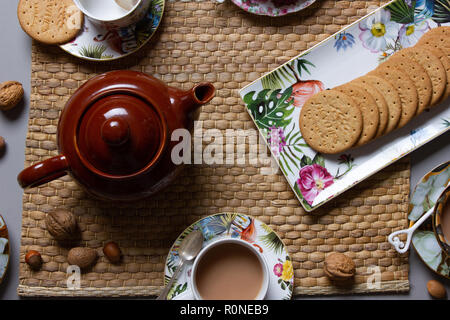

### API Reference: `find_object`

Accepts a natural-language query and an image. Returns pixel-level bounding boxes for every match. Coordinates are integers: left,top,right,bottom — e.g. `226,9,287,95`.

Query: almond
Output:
427,280,446,299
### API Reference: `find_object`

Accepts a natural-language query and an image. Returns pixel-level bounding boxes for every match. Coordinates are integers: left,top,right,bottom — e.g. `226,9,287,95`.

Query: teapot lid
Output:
77,93,164,177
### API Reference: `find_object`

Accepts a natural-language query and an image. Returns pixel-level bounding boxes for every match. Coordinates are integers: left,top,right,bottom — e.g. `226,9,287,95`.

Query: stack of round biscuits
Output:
300,26,450,154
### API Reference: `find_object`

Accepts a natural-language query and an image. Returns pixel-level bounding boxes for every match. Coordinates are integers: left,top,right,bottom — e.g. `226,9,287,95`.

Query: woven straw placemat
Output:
18,0,410,297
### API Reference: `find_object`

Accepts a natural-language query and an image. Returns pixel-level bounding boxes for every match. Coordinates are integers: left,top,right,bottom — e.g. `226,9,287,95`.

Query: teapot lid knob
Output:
101,117,130,147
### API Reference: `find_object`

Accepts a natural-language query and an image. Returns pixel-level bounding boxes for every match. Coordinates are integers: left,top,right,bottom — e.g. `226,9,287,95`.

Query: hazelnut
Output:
0,81,24,111
103,241,121,264
67,247,98,269
25,250,42,270
324,252,356,281
45,209,78,241
427,280,446,299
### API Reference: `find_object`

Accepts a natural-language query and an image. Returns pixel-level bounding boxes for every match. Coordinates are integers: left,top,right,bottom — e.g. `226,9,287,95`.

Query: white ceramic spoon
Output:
388,207,434,254
157,230,204,300
388,181,449,254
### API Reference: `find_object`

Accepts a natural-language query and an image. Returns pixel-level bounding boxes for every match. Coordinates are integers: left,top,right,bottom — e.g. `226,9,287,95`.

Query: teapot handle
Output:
17,155,69,188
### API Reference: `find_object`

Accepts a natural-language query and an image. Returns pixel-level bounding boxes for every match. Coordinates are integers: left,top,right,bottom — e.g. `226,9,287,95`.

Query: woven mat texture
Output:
18,0,410,297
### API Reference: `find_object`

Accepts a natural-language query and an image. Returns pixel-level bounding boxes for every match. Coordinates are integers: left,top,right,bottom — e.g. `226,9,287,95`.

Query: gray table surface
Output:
0,0,449,300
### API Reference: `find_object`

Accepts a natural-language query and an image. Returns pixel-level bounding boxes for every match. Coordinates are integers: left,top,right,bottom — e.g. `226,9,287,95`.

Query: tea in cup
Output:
73,0,151,29
190,239,269,300
433,185,450,255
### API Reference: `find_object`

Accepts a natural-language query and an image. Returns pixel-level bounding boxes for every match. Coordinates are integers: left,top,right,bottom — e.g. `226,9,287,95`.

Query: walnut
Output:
45,209,78,241
324,252,355,281
67,247,98,269
0,81,24,111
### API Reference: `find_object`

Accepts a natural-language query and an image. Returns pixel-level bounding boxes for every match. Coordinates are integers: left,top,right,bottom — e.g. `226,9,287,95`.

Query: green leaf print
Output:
293,182,313,211
168,282,188,299
261,64,296,89
244,87,294,131
288,282,293,291
296,59,316,77
276,125,309,174
312,153,325,167
79,44,114,59
442,118,450,127
260,57,317,90
300,155,313,167
259,231,284,255
432,0,450,24
387,0,416,24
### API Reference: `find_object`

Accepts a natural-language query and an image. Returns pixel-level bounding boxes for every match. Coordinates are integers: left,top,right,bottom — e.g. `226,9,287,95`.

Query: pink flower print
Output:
291,80,325,108
267,126,287,157
297,164,334,205
273,263,283,277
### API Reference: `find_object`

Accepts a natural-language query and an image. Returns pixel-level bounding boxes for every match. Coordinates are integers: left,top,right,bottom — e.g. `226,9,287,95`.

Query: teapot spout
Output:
170,82,216,117
191,82,216,106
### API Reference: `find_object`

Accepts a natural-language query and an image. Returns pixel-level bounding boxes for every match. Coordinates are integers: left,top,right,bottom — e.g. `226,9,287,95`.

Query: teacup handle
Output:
388,207,434,254
17,155,69,189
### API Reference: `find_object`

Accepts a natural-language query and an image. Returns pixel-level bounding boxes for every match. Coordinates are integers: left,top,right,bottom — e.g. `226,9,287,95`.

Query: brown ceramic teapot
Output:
17,70,215,201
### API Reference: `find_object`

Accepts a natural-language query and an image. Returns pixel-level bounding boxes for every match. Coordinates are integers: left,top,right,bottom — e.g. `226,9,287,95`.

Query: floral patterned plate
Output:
239,0,450,212
230,0,317,17
60,0,164,61
410,161,450,279
0,215,9,285
163,213,294,300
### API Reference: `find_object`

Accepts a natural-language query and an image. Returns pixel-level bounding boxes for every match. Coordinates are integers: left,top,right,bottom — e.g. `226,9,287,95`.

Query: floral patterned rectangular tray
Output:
239,0,450,212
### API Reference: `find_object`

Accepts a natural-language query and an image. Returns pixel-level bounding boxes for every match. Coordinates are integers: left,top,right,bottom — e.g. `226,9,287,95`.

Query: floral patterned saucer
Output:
60,0,164,61
230,0,317,17
409,161,450,279
0,215,9,284
164,213,294,300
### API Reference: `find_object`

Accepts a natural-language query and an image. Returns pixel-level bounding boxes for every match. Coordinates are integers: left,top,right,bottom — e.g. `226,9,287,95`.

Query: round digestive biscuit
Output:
355,75,401,134
387,54,432,115
417,42,450,101
17,0,83,45
335,83,379,146
419,26,450,37
299,90,362,154
352,78,389,137
370,65,418,128
417,33,450,61
417,26,450,56
393,47,446,106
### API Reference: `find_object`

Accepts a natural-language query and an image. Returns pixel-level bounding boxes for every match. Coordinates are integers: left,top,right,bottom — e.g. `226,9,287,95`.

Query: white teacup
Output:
74,0,152,29
190,238,269,300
